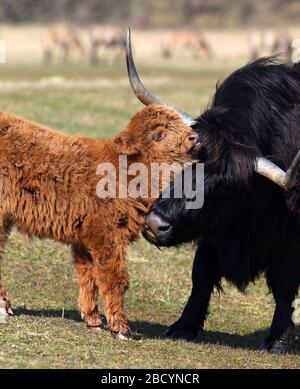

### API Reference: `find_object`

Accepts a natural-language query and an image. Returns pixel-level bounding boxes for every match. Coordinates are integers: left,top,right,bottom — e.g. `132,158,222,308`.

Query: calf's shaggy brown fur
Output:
0,105,195,338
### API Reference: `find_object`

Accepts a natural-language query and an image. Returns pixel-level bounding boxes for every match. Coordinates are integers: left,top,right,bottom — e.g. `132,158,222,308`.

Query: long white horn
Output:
256,151,300,189
126,28,195,127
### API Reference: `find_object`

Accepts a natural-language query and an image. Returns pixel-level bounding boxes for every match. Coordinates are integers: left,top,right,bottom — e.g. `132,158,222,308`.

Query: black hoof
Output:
269,341,292,355
162,326,199,341
261,327,294,355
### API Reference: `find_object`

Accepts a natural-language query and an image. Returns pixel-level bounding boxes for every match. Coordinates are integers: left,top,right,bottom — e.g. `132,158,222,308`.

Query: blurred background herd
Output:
0,0,300,65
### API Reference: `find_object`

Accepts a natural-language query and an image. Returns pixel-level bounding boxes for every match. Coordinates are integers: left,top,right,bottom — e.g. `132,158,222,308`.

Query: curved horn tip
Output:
125,27,195,125
126,28,131,48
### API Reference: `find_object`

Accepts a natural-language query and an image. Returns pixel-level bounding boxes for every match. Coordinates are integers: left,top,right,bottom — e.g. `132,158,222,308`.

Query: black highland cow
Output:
144,58,300,354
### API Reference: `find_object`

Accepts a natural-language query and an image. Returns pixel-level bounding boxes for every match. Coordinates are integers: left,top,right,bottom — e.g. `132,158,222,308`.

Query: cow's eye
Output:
153,133,165,142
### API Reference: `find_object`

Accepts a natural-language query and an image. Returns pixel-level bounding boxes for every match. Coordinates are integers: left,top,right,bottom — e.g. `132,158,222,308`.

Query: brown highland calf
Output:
0,30,198,339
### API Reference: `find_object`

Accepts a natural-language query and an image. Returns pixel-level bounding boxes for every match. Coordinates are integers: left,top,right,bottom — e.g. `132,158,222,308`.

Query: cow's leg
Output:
0,223,13,317
163,241,221,341
72,245,102,329
260,295,296,355
261,270,299,354
91,245,130,340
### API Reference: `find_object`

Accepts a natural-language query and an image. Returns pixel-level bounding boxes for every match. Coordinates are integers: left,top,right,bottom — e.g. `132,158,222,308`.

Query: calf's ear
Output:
113,132,140,156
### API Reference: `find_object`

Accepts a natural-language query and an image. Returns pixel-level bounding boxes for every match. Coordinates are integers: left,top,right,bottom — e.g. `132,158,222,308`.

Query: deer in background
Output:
88,26,125,65
41,25,85,64
162,30,213,59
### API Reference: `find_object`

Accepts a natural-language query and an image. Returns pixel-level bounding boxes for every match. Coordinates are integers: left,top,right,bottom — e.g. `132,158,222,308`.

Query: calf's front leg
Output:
91,245,130,340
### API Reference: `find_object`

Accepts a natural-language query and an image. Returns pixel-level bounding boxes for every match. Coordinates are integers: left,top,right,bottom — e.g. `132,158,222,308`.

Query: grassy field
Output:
0,33,299,368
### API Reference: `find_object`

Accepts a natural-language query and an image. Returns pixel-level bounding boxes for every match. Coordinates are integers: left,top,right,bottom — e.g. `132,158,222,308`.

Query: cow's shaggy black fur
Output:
145,58,300,354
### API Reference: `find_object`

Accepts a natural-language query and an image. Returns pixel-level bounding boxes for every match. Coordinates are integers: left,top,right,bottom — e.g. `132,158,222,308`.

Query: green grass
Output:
0,58,299,369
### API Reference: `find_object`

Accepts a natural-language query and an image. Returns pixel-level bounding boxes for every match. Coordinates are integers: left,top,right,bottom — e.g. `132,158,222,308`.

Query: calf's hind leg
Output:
0,281,13,317
0,223,13,317
73,245,102,329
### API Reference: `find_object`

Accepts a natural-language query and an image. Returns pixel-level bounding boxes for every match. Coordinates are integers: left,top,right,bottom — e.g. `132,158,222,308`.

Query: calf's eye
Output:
153,133,165,142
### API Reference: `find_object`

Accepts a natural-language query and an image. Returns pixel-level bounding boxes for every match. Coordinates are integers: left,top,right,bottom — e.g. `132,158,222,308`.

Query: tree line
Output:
0,0,299,27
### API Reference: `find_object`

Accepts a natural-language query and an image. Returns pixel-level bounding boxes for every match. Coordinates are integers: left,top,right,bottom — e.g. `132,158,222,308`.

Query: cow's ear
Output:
113,132,140,156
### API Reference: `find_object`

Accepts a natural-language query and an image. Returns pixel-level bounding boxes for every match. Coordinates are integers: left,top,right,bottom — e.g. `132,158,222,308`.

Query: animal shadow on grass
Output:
195,329,300,353
13,308,300,353
13,307,165,339
14,307,83,322
130,320,300,353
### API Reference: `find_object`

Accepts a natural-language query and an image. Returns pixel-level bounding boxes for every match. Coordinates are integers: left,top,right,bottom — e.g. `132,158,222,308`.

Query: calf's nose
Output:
145,212,171,238
183,132,200,151
188,134,198,143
